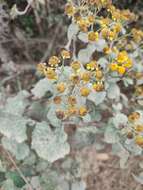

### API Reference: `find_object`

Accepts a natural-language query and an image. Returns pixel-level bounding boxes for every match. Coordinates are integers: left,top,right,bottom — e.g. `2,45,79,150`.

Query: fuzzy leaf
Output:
112,113,128,128
88,91,106,105
107,83,120,99
71,181,86,190
2,179,15,190
2,137,30,160
47,106,62,127
67,23,79,41
5,90,29,116
32,122,70,162
104,125,119,143
0,112,28,143
78,32,88,43
91,39,107,52
31,78,54,98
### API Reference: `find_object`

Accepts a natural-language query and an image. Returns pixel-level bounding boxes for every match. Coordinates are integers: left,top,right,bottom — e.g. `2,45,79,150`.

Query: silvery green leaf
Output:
78,32,88,43
104,125,119,143
47,106,62,127
36,161,50,173
75,94,86,106
23,152,36,166
73,126,96,149
91,39,107,52
88,91,106,105
78,48,92,64
112,113,128,128
94,143,105,150
0,112,28,143
112,143,129,168
31,78,54,98
82,114,91,123
2,179,15,190
67,23,79,41
119,150,129,169
59,66,72,81
32,122,70,162
107,83,120,99
78,126,98,134
30,176,41,189
2,137,30,160
5,90,29,116
61,158,73,170
56,181,69,190
120,93,128,107
123,78,133,87
71,180,86,190
125,140,142,155
97,58,108,70
112,103,122,112
132,173,143,185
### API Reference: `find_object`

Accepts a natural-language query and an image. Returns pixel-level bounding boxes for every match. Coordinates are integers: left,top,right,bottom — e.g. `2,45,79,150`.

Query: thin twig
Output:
0,144,34,190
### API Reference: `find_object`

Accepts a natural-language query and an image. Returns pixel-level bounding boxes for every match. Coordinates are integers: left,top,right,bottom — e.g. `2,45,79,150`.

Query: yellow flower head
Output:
95,70,103,79
65,3,76,17
103,47,111,54
128,112,140,122
124,58,133,68
56,82,66,93
80,87,91,97
88,31,99,42
79,106,88,116
93,81,104,91
87,15,95,24
56,109,65,120
135,125,143,133
61,49,71,59
48,56,60,67
99,17,111,28
109,63,118,71
117,66,126,75
108,30,116,41
77,18,90,32
66,106,78,116
68,96,77,105
70,74,80,84
53,96,62,104
44,67,57,80
113,23,122,33
81,72,91,82
71,61,81,71
37,63,46,74
86,60,97,71
116,51,128,63
135,135,143,147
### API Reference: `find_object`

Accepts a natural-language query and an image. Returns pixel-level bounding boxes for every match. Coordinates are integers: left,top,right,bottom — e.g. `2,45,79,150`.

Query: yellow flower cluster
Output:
127,112,143,147
131,28,143,43
109,51,133,75
36,0,140,123
37,49,71,80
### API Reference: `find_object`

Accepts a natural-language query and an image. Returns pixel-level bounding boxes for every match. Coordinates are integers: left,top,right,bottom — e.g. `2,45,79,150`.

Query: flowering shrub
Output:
0,0,143,189
37,0,143,156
